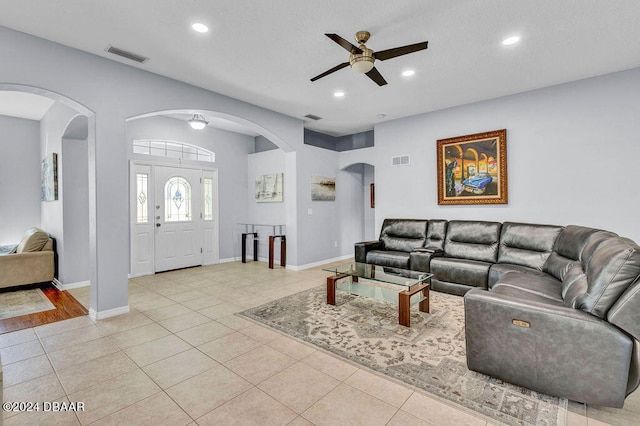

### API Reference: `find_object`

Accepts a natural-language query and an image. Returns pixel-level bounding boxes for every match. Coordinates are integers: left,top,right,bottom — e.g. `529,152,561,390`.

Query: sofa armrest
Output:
409,248,443,273
464,288,633,407
354,240,383,263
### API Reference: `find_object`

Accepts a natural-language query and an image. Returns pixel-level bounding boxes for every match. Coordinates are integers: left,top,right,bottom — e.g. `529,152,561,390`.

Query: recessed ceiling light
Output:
402,70,415,77
377,114,386,119
192,23,209,33
502,35,520,46
333,91,345,98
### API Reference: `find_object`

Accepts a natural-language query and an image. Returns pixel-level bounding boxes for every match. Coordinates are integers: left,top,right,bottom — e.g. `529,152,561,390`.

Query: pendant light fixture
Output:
188,114,208,130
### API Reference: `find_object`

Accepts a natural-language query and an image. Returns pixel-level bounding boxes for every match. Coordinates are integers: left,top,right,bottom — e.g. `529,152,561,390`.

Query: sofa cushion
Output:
379,219,428,252
488,283,566,307
430,257,491,288
425,219,447,250
576,236,640,318
489,263,547,288
16,227,49,253
443,220,501,263
497,222,562,270
366,250,410,270
491,272,563,302
0,244,18,256
543,226,613,282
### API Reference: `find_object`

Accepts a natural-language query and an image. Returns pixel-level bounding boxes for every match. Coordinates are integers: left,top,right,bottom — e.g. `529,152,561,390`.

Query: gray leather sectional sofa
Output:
355,218,640,407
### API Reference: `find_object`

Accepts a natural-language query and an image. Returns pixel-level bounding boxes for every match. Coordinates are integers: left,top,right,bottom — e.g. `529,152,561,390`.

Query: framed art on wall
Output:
310,176,335,201
255,173,283,202
436,129,507,205
41,152,58,201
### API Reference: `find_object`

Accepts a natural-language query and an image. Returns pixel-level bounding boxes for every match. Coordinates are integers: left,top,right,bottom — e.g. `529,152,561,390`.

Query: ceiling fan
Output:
310,31,428,86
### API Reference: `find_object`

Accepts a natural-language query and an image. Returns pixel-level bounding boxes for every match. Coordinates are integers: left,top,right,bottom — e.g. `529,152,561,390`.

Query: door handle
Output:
156,223,161,227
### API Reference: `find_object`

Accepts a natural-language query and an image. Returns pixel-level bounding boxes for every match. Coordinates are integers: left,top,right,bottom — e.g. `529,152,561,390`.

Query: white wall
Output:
373,67,640,243
0,115,41,245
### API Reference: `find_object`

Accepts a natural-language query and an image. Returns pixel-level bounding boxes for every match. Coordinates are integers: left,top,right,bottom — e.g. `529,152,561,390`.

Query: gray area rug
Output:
0,288,56,320
239,285,567,426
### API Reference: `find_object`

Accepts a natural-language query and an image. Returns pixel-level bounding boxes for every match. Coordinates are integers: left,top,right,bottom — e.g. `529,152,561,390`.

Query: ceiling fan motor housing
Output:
350,47,374,73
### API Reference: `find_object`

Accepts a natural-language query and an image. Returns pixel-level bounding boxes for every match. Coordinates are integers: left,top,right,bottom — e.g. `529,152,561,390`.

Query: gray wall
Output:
304,129,374,152
296,145,343,266
369,67,640,243
126,115,253,262
0,115,41,245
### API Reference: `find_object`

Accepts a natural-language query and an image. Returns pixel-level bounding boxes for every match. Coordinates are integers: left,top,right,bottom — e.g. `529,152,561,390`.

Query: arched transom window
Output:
133,139,215,162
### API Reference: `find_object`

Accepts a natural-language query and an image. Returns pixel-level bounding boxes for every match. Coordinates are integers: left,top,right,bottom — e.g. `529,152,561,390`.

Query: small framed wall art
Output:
255,173,283,202
436,129,507,205
310,176,336,201
41,152,58,201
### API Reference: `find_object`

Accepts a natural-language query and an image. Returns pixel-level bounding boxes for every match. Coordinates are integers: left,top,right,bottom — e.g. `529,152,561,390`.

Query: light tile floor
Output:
1,261,639,425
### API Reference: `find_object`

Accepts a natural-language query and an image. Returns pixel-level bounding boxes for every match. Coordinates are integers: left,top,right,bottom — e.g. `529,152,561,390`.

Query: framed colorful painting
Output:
436,129,507,205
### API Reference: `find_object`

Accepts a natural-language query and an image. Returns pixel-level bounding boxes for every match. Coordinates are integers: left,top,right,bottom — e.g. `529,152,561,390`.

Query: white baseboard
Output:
53,279,91,291
89,305,130,321
288,254,353,271
219,257,238,263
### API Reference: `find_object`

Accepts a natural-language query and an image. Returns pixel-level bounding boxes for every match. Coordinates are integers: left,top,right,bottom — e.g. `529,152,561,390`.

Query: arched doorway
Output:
125,110,288,275
0,84,97,312
340,162,375,244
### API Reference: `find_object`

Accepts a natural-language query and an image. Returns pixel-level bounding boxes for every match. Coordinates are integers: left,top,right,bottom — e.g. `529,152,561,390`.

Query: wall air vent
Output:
105,45,149,63
304,114,323,121
391,155,410,166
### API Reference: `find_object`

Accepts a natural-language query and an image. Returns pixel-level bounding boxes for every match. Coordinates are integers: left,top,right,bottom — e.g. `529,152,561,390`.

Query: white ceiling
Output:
0,91,54,121
1,0,639,136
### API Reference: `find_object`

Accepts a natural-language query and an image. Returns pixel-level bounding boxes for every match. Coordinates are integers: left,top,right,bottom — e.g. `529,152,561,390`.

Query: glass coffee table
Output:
323,262,432,327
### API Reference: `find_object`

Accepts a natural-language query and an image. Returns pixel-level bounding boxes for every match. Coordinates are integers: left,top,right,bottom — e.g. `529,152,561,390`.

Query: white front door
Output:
130,163,219,276
154,166,203,272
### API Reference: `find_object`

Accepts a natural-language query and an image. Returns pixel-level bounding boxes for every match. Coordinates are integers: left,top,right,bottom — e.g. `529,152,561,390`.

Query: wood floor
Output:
0,283,88,335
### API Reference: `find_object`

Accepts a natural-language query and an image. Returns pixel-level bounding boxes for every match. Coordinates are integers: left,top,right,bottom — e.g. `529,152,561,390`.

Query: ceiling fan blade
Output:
310,62,350,82
325,33,363,54
365,67,388,86
375,41,428,61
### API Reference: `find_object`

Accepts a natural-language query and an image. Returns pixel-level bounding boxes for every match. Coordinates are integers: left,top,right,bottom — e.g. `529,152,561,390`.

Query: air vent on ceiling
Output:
105,45,149,63
391,155,410,166
304,114,323,121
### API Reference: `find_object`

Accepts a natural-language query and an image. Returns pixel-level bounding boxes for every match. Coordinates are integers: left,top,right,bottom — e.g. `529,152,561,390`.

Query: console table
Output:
238,224,286,268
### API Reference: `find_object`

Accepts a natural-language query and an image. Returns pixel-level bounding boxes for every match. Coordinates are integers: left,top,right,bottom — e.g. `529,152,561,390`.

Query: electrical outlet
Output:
307,208,313,215
334,241,338,247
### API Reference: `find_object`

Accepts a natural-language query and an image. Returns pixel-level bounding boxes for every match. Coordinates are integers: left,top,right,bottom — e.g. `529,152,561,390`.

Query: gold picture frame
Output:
436,129,507,205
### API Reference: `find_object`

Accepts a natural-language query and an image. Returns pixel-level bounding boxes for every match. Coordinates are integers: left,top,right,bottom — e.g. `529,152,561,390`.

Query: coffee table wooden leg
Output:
399,292,411,327
419,287,430,313
326,276,337,305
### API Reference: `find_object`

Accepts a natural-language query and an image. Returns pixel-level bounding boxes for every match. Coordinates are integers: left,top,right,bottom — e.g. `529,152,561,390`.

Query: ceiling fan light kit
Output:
311,31,428,86
188,114,208,130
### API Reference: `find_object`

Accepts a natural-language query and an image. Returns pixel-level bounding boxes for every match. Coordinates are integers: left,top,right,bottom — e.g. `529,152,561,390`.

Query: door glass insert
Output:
165,176,192,222
203,177,213,221
136,173,148,223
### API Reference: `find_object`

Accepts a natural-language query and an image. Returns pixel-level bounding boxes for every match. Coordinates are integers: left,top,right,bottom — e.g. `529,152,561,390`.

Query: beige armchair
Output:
0,227,55,289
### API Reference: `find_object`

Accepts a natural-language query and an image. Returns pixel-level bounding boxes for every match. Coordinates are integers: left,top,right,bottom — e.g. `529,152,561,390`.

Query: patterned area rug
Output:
0,288,56,320
239,286,567,426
